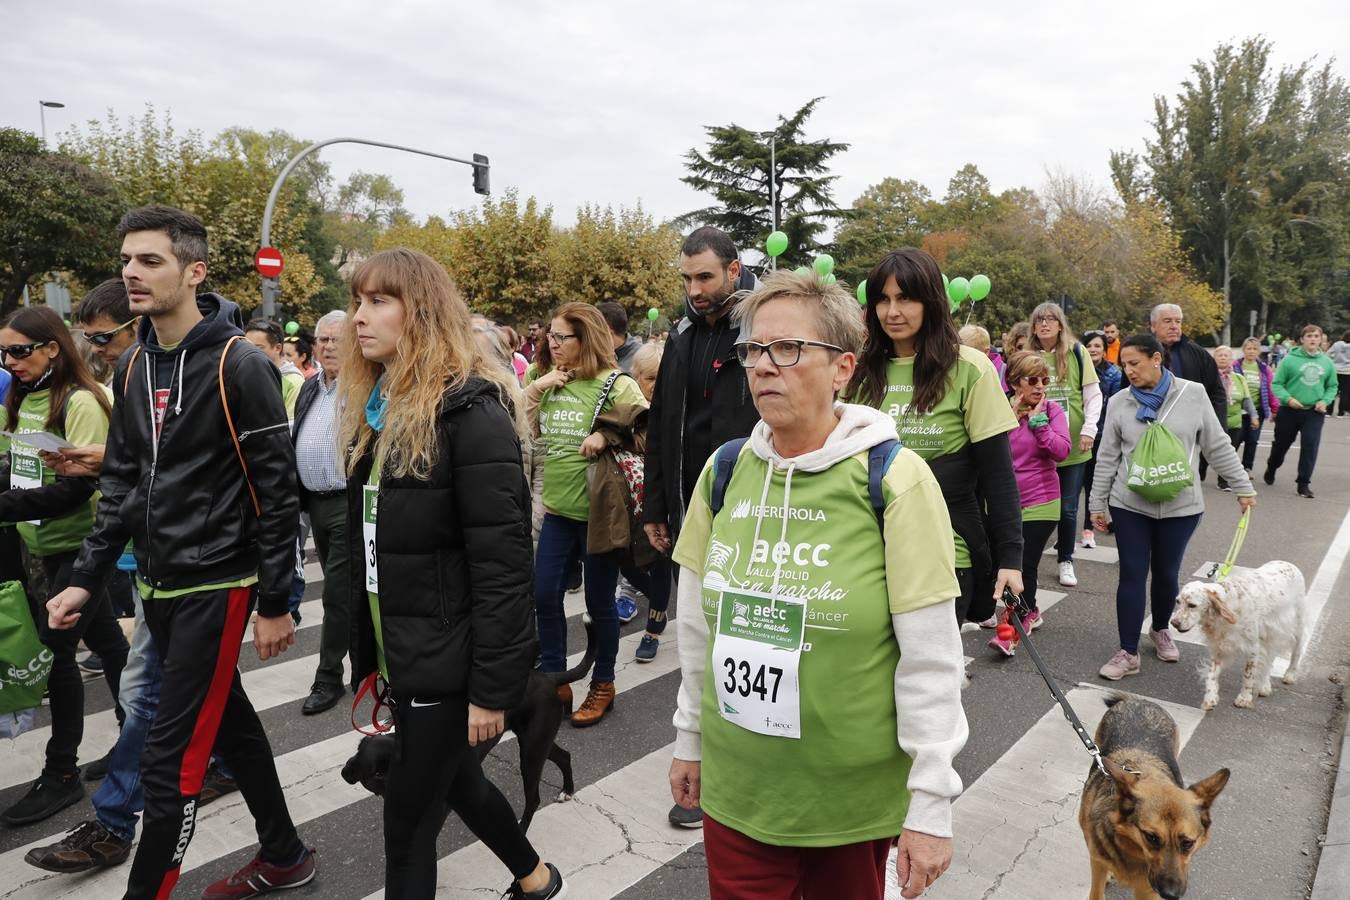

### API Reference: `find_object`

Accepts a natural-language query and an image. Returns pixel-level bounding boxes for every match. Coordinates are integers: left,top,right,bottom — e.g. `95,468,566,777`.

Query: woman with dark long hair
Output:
846,248,1023,625
0,307,129,827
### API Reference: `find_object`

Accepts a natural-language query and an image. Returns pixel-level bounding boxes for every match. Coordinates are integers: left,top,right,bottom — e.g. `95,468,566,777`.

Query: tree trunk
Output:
1259,296,1270,338
2,271,32,317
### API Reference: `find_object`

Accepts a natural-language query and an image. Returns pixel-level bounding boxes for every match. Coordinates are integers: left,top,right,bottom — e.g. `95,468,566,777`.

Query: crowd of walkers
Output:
0,205,1343,899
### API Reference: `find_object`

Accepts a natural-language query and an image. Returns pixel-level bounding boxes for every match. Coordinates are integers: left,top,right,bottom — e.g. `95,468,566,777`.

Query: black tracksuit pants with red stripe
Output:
124,586,305,900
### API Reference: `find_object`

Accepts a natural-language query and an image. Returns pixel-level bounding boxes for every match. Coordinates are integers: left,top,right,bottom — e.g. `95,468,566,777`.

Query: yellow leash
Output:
1215,508,1251,583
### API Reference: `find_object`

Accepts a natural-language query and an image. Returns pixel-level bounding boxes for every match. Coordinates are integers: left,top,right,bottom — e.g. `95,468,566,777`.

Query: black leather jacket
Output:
69,294,299,617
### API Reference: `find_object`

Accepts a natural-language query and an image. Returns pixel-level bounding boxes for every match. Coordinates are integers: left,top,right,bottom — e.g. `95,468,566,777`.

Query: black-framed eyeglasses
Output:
1034,315,1059,325
81,317,139,347
546,331,577,344
0,341,52,360
734,339,844,368
314,336,340,345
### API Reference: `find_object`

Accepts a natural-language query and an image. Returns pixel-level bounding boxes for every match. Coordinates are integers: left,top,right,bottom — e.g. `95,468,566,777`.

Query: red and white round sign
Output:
254,246,284,278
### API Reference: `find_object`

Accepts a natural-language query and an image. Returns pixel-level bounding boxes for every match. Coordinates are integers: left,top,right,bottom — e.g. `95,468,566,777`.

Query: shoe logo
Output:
408,698,440,708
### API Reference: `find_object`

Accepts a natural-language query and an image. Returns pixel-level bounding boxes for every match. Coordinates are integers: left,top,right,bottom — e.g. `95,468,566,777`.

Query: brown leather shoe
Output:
557,683,573,715
570,681,615,728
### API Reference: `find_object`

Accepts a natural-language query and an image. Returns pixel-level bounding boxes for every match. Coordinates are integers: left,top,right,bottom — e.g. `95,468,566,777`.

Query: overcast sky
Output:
4,0,1346,239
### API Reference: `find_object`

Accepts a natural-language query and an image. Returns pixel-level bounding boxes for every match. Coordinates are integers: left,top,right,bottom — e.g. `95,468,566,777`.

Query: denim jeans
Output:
93,595,161,842
1056,462,1088,563
534,513,652,683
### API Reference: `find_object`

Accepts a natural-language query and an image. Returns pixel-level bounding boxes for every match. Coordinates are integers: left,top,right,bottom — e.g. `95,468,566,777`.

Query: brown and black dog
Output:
1079,696,1230,900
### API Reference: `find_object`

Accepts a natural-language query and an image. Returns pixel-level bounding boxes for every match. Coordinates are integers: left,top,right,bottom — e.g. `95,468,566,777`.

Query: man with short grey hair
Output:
296,310,351,715
1149,303,1226,428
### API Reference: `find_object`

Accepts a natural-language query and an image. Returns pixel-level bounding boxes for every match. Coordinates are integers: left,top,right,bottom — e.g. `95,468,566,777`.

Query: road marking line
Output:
1274,504,1350,678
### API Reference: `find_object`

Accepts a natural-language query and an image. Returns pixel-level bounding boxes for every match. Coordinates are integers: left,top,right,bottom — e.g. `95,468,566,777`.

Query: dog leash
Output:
1002,588,1109,777
1214,508,1252,583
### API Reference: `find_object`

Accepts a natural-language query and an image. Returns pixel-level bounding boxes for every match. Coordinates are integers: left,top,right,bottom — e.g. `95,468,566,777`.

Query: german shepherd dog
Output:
1079,696,1230,900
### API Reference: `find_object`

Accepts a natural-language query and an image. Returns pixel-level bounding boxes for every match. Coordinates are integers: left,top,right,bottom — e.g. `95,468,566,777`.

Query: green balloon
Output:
856,281,867,305
813,254,834,277
969,274,991,301
794,266,810,275
823,274,836,285
1272,333,1281,341
947,277,970,303
647,307,659,321
765,231,789,258
948,296,961,314
285,320,300,336
943,273,950,288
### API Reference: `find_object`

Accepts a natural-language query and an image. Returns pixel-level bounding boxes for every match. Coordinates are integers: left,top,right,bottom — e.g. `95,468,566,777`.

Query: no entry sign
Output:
254,247,284,278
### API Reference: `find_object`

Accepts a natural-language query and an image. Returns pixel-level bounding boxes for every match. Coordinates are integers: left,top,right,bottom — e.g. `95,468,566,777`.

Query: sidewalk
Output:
1312,714,1350,899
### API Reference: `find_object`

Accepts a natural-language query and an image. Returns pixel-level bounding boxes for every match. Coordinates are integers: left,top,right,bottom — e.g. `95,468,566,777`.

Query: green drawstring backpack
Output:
1126,383,1195,503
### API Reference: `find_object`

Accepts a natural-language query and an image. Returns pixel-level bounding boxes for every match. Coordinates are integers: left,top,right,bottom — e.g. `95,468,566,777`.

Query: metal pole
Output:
39,102,46,145
259,137,489,317
768,134,777,271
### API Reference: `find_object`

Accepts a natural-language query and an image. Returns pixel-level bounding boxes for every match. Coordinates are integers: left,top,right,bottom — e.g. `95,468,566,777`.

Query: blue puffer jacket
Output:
1094,360,1123,435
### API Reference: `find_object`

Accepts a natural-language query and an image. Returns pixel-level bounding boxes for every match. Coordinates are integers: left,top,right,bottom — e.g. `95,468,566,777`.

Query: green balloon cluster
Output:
285,320,300,336
947,277,970,304
765,231,789,258
647,307,659,321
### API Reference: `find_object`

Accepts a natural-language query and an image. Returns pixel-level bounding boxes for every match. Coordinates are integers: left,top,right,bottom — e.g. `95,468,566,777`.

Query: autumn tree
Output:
552,204,682,316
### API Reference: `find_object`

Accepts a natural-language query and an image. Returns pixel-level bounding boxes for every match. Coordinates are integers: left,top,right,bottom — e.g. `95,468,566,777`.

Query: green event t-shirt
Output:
1224,371,1252,430
672,442,958,847
861,345,1016,568
281,370,304,421
1022,498,1060,522
1040,344,1099,467
5,387,112,557
536,370,647,521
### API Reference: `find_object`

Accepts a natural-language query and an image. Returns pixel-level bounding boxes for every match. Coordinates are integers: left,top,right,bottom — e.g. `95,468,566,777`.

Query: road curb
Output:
1312,713,1350,900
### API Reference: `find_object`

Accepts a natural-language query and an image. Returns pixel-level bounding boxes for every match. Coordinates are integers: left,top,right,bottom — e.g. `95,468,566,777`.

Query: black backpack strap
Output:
709,438,750,514
867,438,901,534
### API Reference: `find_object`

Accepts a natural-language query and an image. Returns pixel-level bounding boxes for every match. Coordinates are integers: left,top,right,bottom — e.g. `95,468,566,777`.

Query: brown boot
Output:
570,681,615,728
557,683,573,715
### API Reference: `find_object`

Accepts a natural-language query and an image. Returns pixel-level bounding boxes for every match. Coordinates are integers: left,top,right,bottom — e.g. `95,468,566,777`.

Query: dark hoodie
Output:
69,293,300,617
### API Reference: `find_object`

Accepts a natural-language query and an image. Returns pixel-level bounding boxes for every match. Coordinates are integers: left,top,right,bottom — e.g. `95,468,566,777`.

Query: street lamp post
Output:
38,100,65,145
258,137,490,317
759,130,778,270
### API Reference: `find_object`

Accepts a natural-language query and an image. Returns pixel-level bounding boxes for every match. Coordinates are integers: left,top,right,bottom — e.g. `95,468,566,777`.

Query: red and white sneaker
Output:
201,848,315,898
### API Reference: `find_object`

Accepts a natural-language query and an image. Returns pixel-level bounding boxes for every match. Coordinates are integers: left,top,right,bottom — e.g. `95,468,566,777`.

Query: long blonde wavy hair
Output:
338,248,525,480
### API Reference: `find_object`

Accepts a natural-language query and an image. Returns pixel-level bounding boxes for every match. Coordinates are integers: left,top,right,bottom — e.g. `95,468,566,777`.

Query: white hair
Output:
316,309,346,334
1150,303,1183,325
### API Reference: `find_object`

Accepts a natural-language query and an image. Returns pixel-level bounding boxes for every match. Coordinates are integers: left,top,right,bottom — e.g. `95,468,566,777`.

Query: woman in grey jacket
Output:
1088,334,1257,680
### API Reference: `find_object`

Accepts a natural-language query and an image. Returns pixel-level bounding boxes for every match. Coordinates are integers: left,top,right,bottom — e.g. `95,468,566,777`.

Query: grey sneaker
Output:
1099,650,1140,681
1150,629,1180,662
668,803,703,828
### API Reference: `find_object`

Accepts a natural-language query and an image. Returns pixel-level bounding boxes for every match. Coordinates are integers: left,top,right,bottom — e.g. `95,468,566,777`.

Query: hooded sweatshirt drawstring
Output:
173,350,187,415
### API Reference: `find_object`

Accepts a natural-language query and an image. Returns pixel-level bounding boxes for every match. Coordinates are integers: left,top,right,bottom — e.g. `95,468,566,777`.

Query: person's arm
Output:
0,391,107,523
1201,353,1228,427
1321,361,1340,408
642,349,672,527
69,367,139,593
451,399,537,711
970,434,1023,572
1271,358,1293,406
671,569,707,761
1088,405,1124,515
224,347,300,618
1035,401,1072,462
1080,382,1103,440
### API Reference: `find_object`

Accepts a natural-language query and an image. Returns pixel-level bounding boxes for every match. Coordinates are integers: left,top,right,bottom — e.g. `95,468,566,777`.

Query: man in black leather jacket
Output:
48,206,314,899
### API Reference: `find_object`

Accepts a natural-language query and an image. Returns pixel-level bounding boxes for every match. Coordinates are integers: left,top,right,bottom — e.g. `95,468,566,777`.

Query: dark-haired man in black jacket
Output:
47,206,314,900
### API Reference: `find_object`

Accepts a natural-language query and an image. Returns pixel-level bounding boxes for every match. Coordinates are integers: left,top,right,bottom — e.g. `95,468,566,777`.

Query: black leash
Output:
1003,588,1108,777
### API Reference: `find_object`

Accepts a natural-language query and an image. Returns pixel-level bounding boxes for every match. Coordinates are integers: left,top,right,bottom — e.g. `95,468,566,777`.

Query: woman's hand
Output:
533,367,571,391
579,432,608,459
992,568,1024,601
1238,495,1257,513
1091,511,1110,532
669,758,701,809
896,829,952,899
468,704,505,747
1078,434,1095,453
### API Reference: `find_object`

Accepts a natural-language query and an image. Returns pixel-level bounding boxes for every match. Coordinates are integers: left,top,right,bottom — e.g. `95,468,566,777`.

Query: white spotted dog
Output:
1171,561,1308,711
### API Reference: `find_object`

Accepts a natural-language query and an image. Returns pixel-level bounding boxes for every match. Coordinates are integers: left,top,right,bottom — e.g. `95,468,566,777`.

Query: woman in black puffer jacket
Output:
340,248,567,900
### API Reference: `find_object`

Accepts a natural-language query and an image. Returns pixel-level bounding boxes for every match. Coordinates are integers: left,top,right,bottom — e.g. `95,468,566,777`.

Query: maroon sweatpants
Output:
703,814,893,900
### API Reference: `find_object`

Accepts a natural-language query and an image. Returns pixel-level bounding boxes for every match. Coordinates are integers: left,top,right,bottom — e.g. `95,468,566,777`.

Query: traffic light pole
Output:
259,137,489,318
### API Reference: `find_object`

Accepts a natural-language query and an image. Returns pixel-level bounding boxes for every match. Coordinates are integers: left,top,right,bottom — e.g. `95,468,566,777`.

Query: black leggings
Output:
385,692,539,898
1019,519,1058,612
33,549,128,778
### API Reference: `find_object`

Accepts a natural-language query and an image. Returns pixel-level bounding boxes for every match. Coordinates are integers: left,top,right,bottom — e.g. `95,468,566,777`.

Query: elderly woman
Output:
1089,334,1256,680
668,271,967,900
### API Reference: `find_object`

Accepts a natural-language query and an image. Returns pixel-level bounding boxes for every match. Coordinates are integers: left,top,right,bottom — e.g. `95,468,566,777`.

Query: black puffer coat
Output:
347,377,536,708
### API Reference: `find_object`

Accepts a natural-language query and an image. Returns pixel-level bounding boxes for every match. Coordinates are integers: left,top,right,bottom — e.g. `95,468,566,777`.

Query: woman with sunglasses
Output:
846,248,1023,626
988,352,1071,656
0,307,130,827
531,303,650,726
1027,303,1101,588
282,331,318,379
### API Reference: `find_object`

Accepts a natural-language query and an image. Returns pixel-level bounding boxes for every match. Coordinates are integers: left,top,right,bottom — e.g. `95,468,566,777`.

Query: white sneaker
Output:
1080,529,1096,549
1058,561,1078,587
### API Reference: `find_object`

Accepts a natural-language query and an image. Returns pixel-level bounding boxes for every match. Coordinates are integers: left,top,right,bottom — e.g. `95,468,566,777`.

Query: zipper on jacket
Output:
237,422,290,441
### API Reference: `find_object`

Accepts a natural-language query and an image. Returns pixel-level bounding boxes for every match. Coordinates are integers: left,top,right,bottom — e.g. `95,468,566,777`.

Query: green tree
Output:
552,203,682,314
679,97,849,267
833,178,933,284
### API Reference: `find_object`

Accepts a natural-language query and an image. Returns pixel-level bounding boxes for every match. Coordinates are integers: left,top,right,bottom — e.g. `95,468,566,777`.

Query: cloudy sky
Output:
4,0,1346,237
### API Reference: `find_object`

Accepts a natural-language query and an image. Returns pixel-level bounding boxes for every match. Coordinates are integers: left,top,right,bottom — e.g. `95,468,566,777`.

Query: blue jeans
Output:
1056,462,1088,563
93,596,161,842
1110,506,1201,654
535,513,651,683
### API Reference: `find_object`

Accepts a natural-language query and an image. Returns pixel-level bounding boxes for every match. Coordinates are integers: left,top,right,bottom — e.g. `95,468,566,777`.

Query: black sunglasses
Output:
0,341,52,360
81,317,139,347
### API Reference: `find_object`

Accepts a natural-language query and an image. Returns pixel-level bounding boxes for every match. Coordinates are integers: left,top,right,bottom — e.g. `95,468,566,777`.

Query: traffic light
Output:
472,154,490,196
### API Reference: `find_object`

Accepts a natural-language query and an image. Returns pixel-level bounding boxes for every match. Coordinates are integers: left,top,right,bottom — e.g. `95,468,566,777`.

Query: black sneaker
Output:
668,802,703,829
78,652,104,680
1298,485,1315,499
199,763,239,807
502,862,568,899
1,773,85,826
1263,466,1276,485
24,819,131,872
82,747,114,782
565,560,583,592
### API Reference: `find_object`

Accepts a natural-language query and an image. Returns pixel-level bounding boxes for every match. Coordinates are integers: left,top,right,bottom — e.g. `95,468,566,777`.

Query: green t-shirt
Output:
862,345,1016,568
366,445,389,682
1224,371,1252,430
6,387,112,557
281,370,304,421
523,362,541,385
1022,498,1060,522
536,370,647,521
1040,344,1099,467
672,442,958,847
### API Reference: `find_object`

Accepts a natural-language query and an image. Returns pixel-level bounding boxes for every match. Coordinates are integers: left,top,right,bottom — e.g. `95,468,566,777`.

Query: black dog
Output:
341,618,597,832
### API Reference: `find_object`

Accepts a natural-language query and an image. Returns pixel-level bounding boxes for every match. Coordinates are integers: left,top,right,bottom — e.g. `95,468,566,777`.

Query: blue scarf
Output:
365,377,387,432
1129,368,1173,422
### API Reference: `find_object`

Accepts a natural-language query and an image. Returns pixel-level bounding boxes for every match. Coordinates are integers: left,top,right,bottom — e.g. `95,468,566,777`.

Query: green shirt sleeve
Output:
65,387,112,447
1271,361,1293,405
281,372,303,420
608,372,649,411
882,451,960,614
961,349,1018,444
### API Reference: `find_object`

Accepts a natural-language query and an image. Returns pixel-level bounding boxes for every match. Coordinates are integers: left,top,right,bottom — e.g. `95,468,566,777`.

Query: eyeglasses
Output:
315,336,340,346
1034,315,1059,325
1020,375,1051,386
734,339,844,368
0,341,52,360
546,332,577,344
81,317,139,347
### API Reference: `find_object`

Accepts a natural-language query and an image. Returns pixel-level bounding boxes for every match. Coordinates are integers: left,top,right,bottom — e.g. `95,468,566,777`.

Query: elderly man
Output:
1150,304,1226,427
296,310,352,715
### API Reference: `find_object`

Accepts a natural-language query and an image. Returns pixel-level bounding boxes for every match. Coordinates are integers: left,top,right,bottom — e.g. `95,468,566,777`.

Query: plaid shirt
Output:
294,375,345,493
